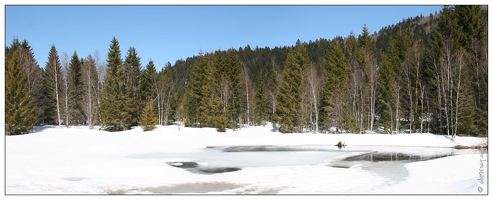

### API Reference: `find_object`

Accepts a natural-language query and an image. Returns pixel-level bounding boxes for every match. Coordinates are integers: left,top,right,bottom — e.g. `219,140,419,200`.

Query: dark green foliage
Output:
123,47,142,125
275,43,311,133
140,102,158,132
224,49,242,129
184,51,231,131
184,52,206,127
5,53,36,135
6,6,486,136
42,45,64,125
455,6,487,48
97,37,134,130
6,38,44,125
254,69,268,126
68,51,84,125
139,60,158,103
422,5,488,137
320,40,348,132
378,38,402,134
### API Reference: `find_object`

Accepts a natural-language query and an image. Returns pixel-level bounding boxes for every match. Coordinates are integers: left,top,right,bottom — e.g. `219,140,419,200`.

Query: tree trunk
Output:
454,52,464,138
420,84,425,133
88,66,93,128
395,85,400,134
243,68,250,127
369,66,376,133
164,89,172,126
54,61,61,127
157,93,161,125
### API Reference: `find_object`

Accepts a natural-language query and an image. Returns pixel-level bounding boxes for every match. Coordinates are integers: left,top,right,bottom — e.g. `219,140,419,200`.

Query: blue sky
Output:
6,5,442,70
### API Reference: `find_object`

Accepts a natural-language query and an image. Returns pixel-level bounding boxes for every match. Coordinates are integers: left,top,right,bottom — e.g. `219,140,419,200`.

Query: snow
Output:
3,123,488,194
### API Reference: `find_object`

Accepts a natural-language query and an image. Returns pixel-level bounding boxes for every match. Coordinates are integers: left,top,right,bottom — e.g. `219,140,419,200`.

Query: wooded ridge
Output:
5,6,487,137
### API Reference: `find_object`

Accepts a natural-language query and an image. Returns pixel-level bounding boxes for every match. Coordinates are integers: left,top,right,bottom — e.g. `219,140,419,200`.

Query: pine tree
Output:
209,88,227,132
267,58,282,125
254,69,268,126
97,37,129,131
184,52,227,130
123,47,142,125
201,54,221,128
139,60,158,104
321,40,348,133
6,38,45,125
454,6,486,48
43,45,64,126
6,53,36,135
185,51,207,127
157,64,174,126
423,6,486,137
454,5,487,137
239,63,253,127
225,49,241,129
67,51,84,125
140,102,158,132
359,26,379,134
343,32,363,133
275,43,310,133
81,54,99,128
378,37,402,134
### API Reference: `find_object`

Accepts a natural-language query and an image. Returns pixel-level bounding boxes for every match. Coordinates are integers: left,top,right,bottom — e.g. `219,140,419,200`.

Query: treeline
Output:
6,37,174,134
5,6,487,137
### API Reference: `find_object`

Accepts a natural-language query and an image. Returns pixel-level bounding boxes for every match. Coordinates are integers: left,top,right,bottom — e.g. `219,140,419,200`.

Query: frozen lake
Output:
6,125,487,194
129,145,363,168
126,145,480,194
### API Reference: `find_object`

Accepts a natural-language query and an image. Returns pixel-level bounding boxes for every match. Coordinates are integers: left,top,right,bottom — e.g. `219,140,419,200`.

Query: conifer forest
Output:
5,5,488,137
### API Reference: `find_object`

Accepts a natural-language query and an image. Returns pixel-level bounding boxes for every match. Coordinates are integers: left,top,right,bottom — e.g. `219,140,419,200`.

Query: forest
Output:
5,5,487,137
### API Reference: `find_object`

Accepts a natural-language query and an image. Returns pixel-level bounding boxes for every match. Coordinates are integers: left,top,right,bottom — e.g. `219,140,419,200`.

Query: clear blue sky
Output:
6,5,442,70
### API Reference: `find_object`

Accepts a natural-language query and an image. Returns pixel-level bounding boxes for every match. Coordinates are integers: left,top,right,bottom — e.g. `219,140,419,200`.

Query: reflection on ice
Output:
344,152,451,162
129,145,477,187
130,145,356,168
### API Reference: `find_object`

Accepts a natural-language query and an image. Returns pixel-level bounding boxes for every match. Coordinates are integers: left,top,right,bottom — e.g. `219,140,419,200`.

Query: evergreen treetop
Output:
6,53,36,135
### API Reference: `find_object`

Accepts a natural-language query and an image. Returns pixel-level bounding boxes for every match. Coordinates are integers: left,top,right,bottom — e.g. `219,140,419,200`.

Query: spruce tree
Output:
342,32,361,133
321,41,348,133
67,51,84,125
43,45,64,126
139,60,158,104
123,47,142,125
378,38,401,134
6,38,44,124
97,37,128,131
140,102,158,131
6,53,36,135
200,54,221,128
184,52,227,130
185,52,204,127
212,67,228,131
225,49,241,129
454,5,487,137
275,43,310,133
254,69,268,126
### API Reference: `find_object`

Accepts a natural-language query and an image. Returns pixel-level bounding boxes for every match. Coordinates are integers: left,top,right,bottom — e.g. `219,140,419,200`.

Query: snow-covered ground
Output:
3,123,488,194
